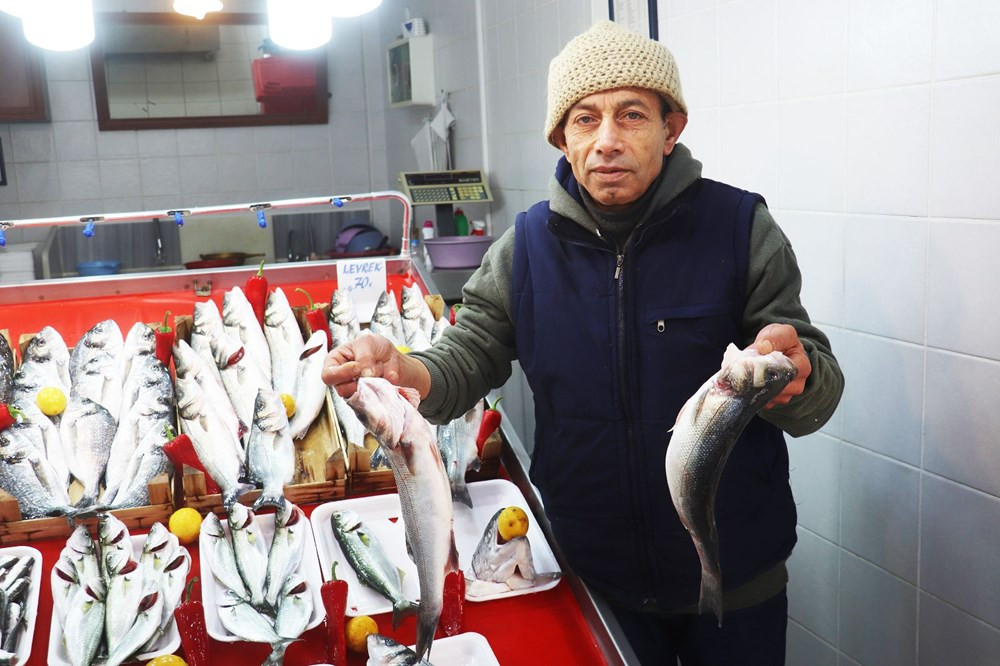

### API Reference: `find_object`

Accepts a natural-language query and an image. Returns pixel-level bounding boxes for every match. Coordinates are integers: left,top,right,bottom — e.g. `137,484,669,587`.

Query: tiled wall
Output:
481,0,1000,664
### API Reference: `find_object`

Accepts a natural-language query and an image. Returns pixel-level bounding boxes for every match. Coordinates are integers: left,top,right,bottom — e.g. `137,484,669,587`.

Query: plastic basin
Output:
423,236,493,269
76,261,122,276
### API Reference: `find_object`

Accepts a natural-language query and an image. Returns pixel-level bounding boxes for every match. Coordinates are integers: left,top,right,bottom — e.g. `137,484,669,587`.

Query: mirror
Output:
90,12,328,131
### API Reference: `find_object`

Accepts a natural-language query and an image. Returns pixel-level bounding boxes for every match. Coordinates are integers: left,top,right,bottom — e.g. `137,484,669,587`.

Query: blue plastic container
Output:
76,261,122,276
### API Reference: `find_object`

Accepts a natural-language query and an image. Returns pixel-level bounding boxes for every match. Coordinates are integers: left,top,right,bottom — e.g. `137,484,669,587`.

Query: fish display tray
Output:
347,428,503,497
364,632,500,666
199,510,325,643
311,478,561,616
0,474,176,545
47,535,187,666
0,546,42,666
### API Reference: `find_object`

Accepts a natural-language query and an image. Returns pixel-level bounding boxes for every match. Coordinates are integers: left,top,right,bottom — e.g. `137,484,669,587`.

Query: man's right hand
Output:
321,333,431,399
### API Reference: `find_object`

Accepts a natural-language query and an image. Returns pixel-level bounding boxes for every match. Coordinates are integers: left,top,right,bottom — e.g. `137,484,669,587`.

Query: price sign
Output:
336,257,387,323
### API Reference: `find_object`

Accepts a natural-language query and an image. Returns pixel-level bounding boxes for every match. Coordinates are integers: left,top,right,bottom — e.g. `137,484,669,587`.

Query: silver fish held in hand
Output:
664,343,798,627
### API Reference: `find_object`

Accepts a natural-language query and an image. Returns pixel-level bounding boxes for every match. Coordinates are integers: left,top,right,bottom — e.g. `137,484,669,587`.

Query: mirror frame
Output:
91,12,329,131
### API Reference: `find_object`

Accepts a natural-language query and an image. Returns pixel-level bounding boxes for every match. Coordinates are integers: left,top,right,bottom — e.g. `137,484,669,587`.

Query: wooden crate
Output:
0,473,175,544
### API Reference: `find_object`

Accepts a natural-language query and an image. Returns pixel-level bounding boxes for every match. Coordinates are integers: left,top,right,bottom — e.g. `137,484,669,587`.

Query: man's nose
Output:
594,118,624,153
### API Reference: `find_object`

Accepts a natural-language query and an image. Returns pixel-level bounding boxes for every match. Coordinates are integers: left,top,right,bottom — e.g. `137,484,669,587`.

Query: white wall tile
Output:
217,153,259,193
515,9,540,75
96,131,138,159
921,474,1000,627
924,351,1000,498
48,81,96,122
847,0,932,90
139,157,181,196
57,161,101,201
667,8,718,110
934,0,1000,81
10,126,56,163
776,212,844,328
177,129,218,157
668,0,716,18
787,621,838,666
839,551,917,666
776,0,846,99
43,49,91,82
293,151,333,191
843,215,925,343
788,528,840,643
216,127,257,155
846,86,930,217
137,130,178,157
840,445,919,582
718,0,776,105
535,2,561,68
918,593,1000,666
929,77,1000,220
839,332,923,464
777,98,846,212
679,109,719,180
14,163,60,202
818,325,845,439
926,221,1000,360
99,159,142,200
718,103,778,201
788,433,840,541
256,152,297,190
254,126,294,154
179,156,219,194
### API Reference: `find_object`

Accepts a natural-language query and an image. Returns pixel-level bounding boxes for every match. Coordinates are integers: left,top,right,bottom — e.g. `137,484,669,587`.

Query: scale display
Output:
399,170,493,205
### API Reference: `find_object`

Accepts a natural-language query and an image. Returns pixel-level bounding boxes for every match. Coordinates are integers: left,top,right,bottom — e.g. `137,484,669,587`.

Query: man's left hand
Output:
752,323,811,409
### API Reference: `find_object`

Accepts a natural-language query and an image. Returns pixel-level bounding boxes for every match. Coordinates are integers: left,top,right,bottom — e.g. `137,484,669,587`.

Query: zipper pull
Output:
657,319,665,333
614,254,624,280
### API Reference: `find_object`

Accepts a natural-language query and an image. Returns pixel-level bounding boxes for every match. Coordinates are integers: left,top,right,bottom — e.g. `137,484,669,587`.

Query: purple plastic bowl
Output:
422,236,493,269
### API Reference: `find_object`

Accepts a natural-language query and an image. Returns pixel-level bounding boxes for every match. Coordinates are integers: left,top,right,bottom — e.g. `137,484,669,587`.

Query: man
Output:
324,20,843,665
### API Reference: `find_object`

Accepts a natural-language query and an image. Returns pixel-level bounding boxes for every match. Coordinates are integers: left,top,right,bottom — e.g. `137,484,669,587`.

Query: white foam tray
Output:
0,546,42,666
199,510,324,642
311,478,561,615
47,537,188,666
366,632,500,666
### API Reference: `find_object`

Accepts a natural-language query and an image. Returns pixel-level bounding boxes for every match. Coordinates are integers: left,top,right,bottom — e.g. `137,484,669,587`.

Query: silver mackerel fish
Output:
665,343,797,627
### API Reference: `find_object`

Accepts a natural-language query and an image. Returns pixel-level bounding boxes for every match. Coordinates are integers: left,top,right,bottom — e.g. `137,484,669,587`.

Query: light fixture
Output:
0,1,22,17
21,0,95,51
328,0,382,18
173,0,223,21
267,0,332,51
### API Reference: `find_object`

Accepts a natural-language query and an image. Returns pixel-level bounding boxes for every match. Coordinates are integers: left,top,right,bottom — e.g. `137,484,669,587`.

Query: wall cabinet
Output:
0,13,48,122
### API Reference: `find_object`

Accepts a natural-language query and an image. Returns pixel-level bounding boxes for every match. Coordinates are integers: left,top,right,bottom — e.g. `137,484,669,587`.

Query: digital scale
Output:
398,169,493,235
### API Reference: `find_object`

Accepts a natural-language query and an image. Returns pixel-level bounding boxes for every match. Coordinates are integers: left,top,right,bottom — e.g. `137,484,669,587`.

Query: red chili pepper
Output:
153,310,175,369
295,287,331,350
245,259,268,329
449,303,464,326
0,404,23,431
174,576,211,666
440,570,465,637
321,563,349,666
475,396,502,456
162,424,220,495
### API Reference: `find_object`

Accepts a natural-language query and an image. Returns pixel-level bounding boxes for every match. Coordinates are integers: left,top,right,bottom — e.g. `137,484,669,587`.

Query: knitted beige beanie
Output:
545,20,687,147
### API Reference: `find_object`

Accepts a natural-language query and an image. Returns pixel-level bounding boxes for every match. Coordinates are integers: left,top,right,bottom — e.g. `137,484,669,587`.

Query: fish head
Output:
228,503,254,533
171,340,199,378
253,387,288,432
347,378,407,446
98,514,129,547
718,347,798,405
175,376,206,420
367,634,418,664
193,300,223,333
105,549,134,577
80,319,123,352
203,511,226,539
280,573,308,597
277,500,302,529
142,522,171,556
124,322,157,355
24,326,69,366
222,286,252,325
68,525,95,555
330,290,355,322
401,285,422,315
264,287,292,326
330,509,361,533
371,291,397,324
209,332,244,369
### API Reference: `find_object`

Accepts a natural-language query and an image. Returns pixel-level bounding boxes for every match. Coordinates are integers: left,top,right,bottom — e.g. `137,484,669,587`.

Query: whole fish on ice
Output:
247,387,294,511
264,287,304,397
347,377,460,662
665,343,797,626
287,330,328,440
69,319,124,421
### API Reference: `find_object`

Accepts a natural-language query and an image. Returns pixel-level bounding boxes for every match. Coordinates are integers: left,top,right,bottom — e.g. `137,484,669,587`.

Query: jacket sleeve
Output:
743,204,844,437
410,226,518,424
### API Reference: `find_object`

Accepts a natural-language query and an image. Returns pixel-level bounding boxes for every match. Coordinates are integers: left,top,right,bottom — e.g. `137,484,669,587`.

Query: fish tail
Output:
698,567,724,628
412,616,436,663
263,638,297,665
252,488,285,512
222,482,255,511
391,598,419,630
451,481,473,508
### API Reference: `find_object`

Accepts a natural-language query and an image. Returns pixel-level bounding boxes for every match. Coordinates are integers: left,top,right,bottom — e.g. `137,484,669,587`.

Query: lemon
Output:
345,615,379,654
36,386,67,416
146,656,186,666
395,344,411,354
497,506,529,542
168,508,203,545
280,392,296,418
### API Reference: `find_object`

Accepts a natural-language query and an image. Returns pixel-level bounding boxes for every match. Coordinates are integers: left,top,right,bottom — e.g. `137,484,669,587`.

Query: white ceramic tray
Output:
365,632,500,666
199,510,324,642
311,478,561,615
47,536,188,666
0,546,42,666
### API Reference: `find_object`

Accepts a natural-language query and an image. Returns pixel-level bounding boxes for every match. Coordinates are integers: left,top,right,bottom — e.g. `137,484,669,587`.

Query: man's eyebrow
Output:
569,97,654,114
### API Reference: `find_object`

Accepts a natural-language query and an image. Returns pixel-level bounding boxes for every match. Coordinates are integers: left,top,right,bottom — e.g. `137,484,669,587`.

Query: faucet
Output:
287,229,307,262
152,217,166,266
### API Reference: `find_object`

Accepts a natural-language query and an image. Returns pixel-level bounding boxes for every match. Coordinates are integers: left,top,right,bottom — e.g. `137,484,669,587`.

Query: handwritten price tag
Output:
336,257,387,324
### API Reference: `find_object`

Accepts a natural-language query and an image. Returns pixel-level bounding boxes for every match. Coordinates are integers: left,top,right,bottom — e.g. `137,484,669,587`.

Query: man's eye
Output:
624,111,644,120
575,115,595,124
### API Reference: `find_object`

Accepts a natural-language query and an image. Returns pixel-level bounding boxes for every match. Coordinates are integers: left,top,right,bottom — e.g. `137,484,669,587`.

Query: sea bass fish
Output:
173,339,244,444
328,289,360,348
12,326,71,405
347,377,460,662
211,328,270,451
60,395,116,508
436,400,484,508
0,334,14,404
467,507,561,598
263,501,307,609
330,509,417,629
119,322,156,392
287,330,327,440
247,387,294,511
222,286,272,385
229,504,270,608
366,634,432,666
0,426,72,518
665,343,798,626
400,285,433,352
201,512,248,599
368,291,404,346
264,287,304,397
69,319,124,421
190,300,228,389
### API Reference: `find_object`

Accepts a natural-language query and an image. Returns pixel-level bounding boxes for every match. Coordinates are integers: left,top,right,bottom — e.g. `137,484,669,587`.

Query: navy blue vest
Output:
512,168,797,611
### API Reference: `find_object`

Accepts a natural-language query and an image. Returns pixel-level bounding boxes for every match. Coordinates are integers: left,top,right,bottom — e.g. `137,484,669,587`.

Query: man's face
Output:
553,87,687,211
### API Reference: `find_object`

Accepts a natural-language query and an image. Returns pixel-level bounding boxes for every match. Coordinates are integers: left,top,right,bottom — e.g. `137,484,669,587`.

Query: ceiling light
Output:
267,0,331,51
173,0,223,21
328,0,382,18
0,1,22,17
21,0,95,51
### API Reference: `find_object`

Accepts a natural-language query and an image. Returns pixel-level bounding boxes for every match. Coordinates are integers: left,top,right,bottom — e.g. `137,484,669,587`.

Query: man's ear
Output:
663,112,688,156
551,126,569,155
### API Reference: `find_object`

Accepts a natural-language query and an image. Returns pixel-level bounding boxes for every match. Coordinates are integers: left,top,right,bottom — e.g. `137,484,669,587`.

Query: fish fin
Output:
396,567,406,582
222,483,255,511
698,568,724,628
447,533,461,575
451,483,473,508
470,457,481,473
391,598,419,631
264,639,298,665
369,446,388,470
252,489,285,512
721,342,744,368
396,386,421,408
